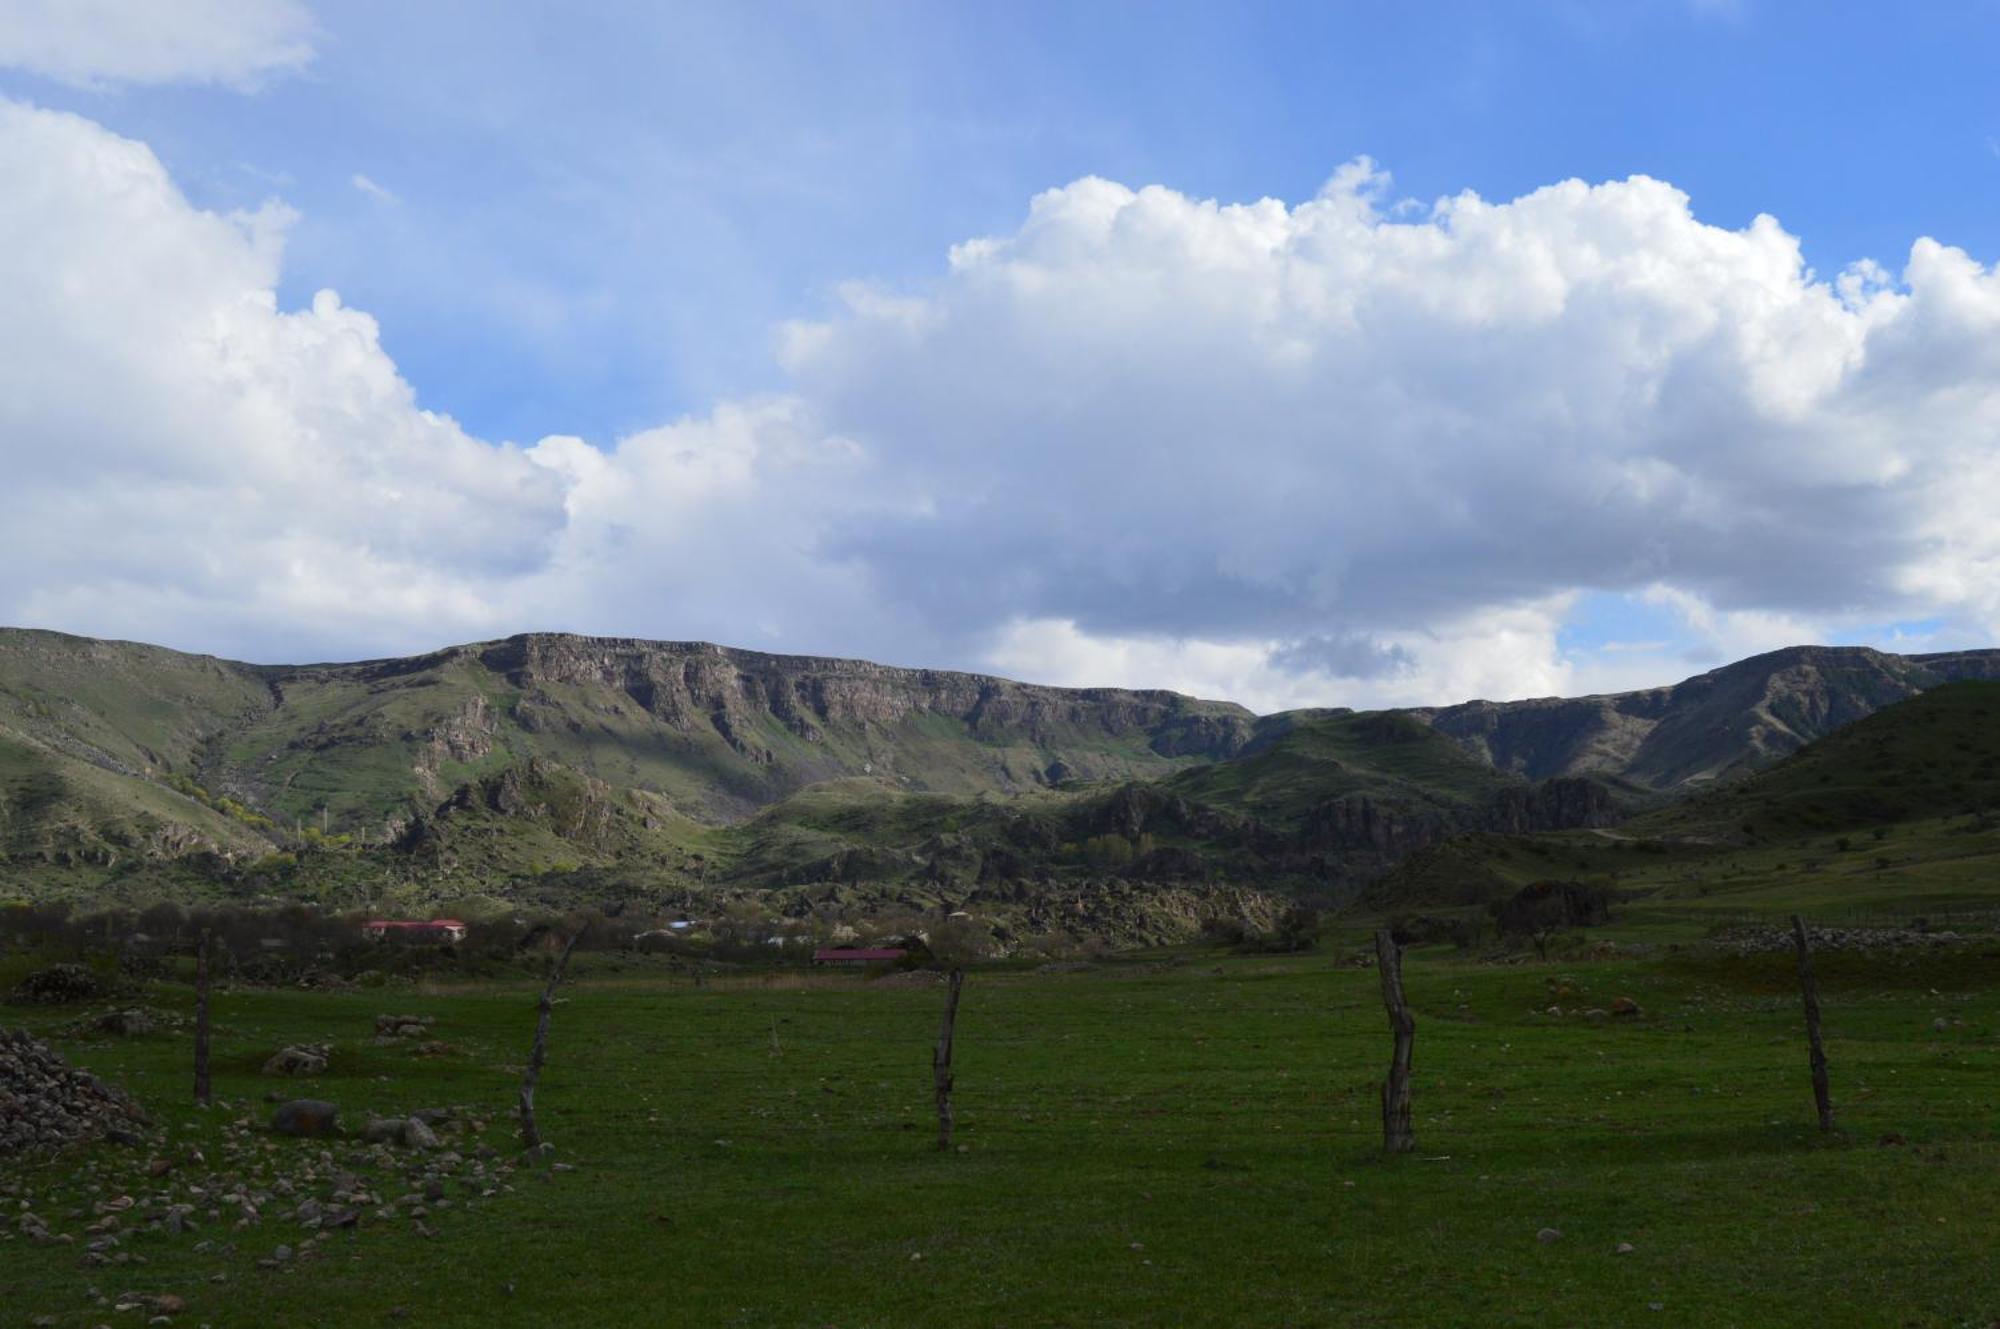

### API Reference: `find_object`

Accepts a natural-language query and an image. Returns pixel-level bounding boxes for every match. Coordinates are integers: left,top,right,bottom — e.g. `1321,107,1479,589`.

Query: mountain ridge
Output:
5,627,1998,926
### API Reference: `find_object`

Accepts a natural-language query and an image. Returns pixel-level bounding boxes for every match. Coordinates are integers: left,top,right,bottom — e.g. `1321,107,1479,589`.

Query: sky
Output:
1,0,1998,713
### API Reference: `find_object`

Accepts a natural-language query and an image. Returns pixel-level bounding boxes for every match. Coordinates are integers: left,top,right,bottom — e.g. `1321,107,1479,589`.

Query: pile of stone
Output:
0,1027,147,1155
6,963,108,1006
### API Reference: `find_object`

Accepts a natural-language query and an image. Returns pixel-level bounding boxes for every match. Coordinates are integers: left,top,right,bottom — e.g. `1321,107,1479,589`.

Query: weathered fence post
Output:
1375,929,1415,1153
934,967,965,1151
519,930,582,1151
1790,914,1834,1132
193,928,212,1108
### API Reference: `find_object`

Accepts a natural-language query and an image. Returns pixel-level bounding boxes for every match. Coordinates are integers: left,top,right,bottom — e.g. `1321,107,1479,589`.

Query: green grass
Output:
5,944,1997,1326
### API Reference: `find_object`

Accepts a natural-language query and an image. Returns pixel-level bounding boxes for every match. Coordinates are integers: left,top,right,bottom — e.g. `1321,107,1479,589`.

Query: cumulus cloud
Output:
0,0,314,89
777,162,2000,700
5,101,2000,708
0,100,563,658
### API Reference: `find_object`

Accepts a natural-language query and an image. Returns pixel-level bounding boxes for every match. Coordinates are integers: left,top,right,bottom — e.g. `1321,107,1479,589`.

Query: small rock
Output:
1615,1242,1635,1255
1536,1227,1562,1244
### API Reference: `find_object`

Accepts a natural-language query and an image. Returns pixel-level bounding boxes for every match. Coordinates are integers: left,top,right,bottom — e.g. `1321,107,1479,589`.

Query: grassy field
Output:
4,940,1997,1327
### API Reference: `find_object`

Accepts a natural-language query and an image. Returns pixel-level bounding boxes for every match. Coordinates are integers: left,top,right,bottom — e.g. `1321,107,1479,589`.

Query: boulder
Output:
94,1009,157,1037
375,1014,435,1039
363,1116,408,1145
262,1045,329,1077
270,1100,341,1138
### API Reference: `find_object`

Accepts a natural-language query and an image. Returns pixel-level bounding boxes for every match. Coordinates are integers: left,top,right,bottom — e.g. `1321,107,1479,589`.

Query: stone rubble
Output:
1,1028,147,1155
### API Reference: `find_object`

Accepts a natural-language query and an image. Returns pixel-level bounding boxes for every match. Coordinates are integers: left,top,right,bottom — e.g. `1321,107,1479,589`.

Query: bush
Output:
1245,904,1320,953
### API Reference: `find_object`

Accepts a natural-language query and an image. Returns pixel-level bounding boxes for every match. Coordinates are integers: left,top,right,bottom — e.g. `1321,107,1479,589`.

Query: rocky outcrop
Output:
1484,777,1621,833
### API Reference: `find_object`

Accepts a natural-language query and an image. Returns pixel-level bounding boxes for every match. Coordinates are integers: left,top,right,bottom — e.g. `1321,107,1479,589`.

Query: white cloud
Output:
6,101,2000,710
0,0,314,89
350,172,395,203
985,600,1578,714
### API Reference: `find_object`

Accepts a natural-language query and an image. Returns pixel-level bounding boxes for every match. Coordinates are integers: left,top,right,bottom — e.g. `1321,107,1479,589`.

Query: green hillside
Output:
1376,682,2000,931
1169,709,1523,827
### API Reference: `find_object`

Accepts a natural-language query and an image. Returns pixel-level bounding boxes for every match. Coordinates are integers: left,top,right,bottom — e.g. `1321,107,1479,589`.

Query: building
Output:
811,947,906,966
362,918,468,944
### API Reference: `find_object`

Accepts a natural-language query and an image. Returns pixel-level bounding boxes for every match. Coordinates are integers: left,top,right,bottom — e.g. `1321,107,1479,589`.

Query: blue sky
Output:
2,1,1998,709
15,0,1996,446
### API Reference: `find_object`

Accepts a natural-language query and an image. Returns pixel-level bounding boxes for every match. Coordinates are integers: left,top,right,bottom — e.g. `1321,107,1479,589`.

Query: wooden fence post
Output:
193,928,212,1108
1375,929,1416,1154
1790,915,1834,1132
934,967,965,1151
519,931,582,1151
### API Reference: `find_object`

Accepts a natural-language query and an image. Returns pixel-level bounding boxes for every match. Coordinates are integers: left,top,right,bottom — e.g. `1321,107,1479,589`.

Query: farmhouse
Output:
361,918,468,944
811,947,906,966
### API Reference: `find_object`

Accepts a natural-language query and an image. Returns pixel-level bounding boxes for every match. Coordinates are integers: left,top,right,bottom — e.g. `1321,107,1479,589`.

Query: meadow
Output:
4,937,1997,1327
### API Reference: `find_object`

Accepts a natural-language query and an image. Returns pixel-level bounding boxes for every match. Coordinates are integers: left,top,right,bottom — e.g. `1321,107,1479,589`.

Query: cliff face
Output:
470,634,1255,761
1,629,1259,834
1413,645,2000,792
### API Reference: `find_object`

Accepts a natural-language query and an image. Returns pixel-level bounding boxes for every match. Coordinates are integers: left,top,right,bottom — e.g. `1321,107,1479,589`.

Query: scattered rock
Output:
1709,924,1966,956
1616,1242,1635,1255
1536,1227,1562,1244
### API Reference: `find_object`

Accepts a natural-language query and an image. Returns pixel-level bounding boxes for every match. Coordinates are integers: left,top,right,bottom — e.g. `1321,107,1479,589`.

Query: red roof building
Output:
362,919,468,943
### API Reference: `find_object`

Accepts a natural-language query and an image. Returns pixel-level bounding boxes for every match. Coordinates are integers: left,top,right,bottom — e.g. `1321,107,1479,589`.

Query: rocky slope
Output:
1413,645,2000,791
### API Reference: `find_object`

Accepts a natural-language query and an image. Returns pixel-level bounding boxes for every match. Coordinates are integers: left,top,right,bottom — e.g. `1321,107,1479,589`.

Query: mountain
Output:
1412,644,2000,791
0,628,1254,833
3,628,1997,933
1374,679,2000,921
